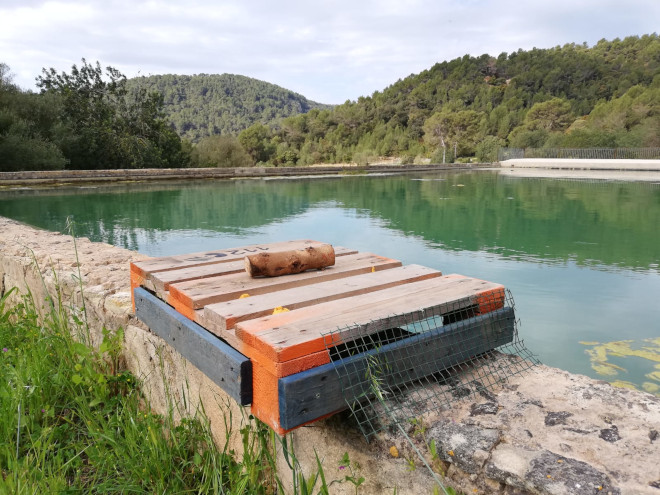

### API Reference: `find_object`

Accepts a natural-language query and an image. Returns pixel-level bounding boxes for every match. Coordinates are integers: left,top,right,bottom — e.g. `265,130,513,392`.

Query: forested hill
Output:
257,34,659,165
126,73,331,142
2,35,658,172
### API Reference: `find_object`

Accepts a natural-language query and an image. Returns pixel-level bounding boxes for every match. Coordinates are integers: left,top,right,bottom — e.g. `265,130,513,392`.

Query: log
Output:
245,244,335,277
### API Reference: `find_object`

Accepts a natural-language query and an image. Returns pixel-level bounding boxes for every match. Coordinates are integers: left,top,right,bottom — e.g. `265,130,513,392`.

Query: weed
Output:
338,452,365,494
0,270,364,494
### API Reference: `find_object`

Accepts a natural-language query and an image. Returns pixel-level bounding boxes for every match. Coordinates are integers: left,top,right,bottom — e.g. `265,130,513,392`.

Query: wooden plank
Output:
147,245,359,293
131,240,322,277
168,252,402,311
237,275,505,363
203,264,442,336
278,306,515,430
152,260,245,292
133,287,252,405
131,240,356,278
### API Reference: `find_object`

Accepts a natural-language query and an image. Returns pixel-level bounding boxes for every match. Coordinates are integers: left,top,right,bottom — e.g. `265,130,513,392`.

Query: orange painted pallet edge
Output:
237,276,506,363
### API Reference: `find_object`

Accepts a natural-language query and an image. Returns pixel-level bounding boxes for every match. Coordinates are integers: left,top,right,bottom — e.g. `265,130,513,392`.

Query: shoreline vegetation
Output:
1,34,659,173
0,268,377,494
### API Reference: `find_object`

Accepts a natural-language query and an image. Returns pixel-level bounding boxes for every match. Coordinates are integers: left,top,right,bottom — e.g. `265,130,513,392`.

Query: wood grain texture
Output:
203,264,442,336
237,275,505,363
131,240,356,280
133,287,252,405
132,240,322,277
245,244,335,277
278,307,515,430
151,260,245,292
167,252,402,310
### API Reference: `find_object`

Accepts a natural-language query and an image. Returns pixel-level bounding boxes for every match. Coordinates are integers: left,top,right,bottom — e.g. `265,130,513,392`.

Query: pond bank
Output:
500,158,660,172
1,216,659,494
0,164,488,187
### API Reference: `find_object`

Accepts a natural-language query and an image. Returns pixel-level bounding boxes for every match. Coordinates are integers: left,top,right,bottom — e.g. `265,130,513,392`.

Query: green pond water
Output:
1,170,659,394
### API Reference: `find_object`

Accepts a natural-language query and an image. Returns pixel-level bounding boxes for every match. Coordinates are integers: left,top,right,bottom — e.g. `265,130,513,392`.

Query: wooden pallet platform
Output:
131,240,512,434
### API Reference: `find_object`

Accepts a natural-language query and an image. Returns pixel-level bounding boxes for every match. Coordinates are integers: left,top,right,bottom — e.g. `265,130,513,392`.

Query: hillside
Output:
126,73,331,142
251,34,659,165
2,35,658,171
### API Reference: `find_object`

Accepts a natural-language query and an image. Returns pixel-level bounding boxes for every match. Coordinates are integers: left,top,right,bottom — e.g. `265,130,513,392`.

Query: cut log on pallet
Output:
245,244,336,277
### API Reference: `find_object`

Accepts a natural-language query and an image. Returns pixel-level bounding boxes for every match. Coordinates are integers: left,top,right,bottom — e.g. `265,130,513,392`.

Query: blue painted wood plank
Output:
278,306,515,430
134,287,252,405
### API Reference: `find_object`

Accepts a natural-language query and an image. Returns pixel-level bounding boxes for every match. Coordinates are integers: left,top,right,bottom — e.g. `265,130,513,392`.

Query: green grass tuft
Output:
0,280,371,494
0,286,287,493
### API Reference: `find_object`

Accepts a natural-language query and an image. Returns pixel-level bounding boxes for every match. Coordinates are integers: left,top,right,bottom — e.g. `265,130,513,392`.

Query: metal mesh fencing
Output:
323,289,538,440
498,147,660,161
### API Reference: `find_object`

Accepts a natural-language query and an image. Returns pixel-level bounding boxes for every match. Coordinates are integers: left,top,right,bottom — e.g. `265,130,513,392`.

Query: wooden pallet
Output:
131,240,512,434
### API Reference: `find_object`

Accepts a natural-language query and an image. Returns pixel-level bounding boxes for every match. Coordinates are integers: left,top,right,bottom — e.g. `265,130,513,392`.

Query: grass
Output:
0,282,362,494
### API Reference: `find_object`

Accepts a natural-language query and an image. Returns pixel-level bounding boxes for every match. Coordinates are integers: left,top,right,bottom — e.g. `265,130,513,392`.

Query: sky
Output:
1,0,658,104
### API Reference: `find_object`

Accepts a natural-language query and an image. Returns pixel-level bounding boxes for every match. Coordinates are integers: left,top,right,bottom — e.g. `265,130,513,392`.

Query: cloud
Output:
1,0,658,103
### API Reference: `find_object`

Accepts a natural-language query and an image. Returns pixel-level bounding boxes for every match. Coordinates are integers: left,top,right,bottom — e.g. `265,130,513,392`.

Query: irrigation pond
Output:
1,170,659,394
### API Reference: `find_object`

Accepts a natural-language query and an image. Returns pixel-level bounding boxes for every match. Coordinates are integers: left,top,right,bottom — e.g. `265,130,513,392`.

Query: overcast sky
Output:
1,0,658,104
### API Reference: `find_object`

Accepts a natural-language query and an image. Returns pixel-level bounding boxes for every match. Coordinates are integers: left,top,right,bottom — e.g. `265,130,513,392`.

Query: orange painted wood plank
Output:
167,252,402,311
236,275,505,363
130,269,147,311
131,240,356,279
151,260,245,292
188,311,319,378
475,286,506,314
203,264,442,335
249,358,282,432
244,346,336,434
191,308,332,378
167,306,330,381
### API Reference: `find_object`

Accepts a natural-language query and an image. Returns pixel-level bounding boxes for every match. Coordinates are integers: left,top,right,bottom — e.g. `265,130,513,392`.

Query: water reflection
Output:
2,172,659,273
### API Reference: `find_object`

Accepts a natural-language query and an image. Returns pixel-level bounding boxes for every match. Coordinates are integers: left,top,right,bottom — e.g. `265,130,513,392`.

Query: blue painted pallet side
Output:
278,306,515,430
134,287,252,405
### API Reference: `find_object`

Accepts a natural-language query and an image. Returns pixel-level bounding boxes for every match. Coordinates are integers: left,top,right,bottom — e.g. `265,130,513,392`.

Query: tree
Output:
423,111,449,163
238,123,275,163
476,135,505,162
0,131,67,171
125,73,329,142
0,63,67,171
523,97,573,132
0,63,16,92
423,109,484,161
191,135,253,168
36,59,187,169
507,128,549,149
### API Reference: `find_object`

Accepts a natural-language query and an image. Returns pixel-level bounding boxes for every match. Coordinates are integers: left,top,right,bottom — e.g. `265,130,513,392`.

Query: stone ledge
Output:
0,164,491,186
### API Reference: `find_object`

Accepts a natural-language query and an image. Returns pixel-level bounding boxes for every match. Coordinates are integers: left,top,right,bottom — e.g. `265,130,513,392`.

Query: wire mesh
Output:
323,289,538,440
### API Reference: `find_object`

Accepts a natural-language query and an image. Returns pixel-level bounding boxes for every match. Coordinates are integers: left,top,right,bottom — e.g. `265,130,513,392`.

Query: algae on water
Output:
580,337,660,396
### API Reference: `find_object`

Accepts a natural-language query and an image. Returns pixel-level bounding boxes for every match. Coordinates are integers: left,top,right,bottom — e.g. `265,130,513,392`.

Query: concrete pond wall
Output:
1,216,659,494
0,163,488,186
499,158,660,172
